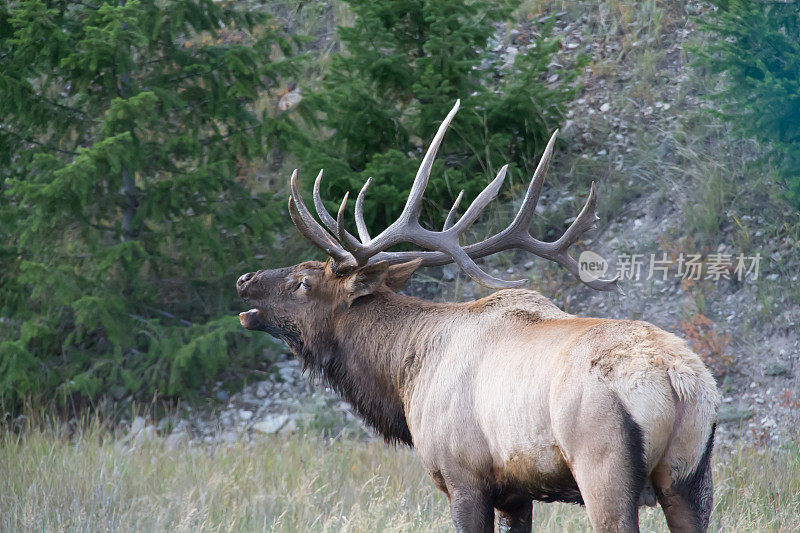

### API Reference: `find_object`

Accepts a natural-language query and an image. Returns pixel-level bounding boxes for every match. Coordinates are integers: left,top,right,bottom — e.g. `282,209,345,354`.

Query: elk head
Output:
236,259,421,348
236,100,618,345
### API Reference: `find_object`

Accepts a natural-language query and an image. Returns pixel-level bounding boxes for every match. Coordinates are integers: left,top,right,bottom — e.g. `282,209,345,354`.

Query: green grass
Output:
1,421,798,532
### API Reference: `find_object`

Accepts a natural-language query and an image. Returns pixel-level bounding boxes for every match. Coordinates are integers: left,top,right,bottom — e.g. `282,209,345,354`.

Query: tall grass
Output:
1,421,798,532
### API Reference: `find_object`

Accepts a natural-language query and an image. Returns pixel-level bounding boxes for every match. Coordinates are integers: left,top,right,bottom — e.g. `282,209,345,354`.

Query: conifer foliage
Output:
295,0,580,231
0,0,296,408
698,0,800,208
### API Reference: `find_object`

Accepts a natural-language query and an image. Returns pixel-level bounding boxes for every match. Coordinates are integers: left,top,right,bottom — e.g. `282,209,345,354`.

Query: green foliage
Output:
696,0,800,208
293,0,581,231
0,0,298,409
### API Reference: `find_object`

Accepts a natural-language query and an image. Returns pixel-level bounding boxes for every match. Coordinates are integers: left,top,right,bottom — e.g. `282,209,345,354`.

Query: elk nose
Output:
237,272,255,293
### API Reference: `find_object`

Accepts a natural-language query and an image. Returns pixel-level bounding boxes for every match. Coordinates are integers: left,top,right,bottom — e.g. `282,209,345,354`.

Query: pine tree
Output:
697,0,800,208
293,0,580,231
0,0,298,408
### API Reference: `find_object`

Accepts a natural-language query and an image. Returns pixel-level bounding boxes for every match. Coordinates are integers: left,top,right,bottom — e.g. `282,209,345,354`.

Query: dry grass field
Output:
1,421,798,532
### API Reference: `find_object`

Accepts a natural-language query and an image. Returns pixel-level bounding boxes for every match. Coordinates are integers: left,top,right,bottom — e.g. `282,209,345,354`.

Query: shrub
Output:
679,313,733,379
695,0,800,208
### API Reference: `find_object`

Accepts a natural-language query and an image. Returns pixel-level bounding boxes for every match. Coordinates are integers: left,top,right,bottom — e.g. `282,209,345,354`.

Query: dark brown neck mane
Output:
295,290,453,446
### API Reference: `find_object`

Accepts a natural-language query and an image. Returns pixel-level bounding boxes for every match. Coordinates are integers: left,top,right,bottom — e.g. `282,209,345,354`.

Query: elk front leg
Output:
449,487,495,533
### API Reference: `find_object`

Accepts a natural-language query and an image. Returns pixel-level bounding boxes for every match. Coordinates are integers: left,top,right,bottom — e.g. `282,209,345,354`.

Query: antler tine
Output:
508,129,557,232
445,244,526,289
518,180,619,292
443,190,464,231
556,181,600,250
398,99,460,223
335,192,350,246
449,165,508,235
313,170,339,234
373,177,618,291
453,130,617,291
290,170,336,248
301,100,463,265
289,170,357,270
329,99,464,265
313,169,365,258
354,177,372,242
288,197,354,268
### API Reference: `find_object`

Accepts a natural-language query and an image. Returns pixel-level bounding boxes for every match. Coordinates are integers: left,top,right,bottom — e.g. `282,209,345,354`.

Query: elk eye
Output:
299,277,311,291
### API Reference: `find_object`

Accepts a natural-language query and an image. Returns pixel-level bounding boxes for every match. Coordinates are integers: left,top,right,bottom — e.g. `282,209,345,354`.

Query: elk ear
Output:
385,258,422,291
344,261,389,306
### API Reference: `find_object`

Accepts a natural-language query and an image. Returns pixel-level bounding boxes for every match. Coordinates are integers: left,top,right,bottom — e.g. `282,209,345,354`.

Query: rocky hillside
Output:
111,1,798,451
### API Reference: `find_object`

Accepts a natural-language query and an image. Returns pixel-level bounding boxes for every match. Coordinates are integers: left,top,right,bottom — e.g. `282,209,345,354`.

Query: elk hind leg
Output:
652,425,715,533
568,405,646,532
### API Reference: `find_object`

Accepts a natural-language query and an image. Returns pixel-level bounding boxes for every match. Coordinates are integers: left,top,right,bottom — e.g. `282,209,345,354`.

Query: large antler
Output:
289,100,619,292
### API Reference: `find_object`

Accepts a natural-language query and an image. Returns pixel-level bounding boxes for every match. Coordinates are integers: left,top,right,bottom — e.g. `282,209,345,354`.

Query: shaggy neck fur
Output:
299,290,454,446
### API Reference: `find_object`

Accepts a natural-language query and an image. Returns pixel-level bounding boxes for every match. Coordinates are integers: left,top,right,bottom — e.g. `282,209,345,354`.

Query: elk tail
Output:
664,357,720,482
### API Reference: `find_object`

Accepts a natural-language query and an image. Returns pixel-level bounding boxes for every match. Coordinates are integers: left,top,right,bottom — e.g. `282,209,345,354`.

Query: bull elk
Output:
236,101,720,533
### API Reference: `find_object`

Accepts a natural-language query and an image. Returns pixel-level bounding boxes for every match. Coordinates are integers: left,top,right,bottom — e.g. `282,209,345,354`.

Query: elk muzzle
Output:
236,270,267,330
238,308,264,330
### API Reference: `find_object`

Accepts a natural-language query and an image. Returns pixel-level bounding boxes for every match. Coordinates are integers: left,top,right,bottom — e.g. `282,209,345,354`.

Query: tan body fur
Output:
406,291,716,516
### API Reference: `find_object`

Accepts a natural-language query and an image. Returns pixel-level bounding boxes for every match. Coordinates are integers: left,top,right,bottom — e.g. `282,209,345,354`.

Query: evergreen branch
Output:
199,124,260,146
150,307,193,327
0,129,79,156
36,94,92,118
68,0,100,9
87,222,118,232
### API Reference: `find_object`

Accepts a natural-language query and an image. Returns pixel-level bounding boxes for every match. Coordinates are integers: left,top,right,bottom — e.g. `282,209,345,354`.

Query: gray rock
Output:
219,430,238,444
156,416,171,433
280,417,298,435
239,409,253,421
278,366,296,384
110,385,127,401
125,423,155,446
220,412,234,428
129,416,147,436
764,363,790,377
717,405,752,424
255,381,271,399
164,431,188,451
253,414,289,434
216,389,230,402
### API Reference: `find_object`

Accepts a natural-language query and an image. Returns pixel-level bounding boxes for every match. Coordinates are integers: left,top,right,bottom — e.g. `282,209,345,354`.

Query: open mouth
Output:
238,308,264,330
